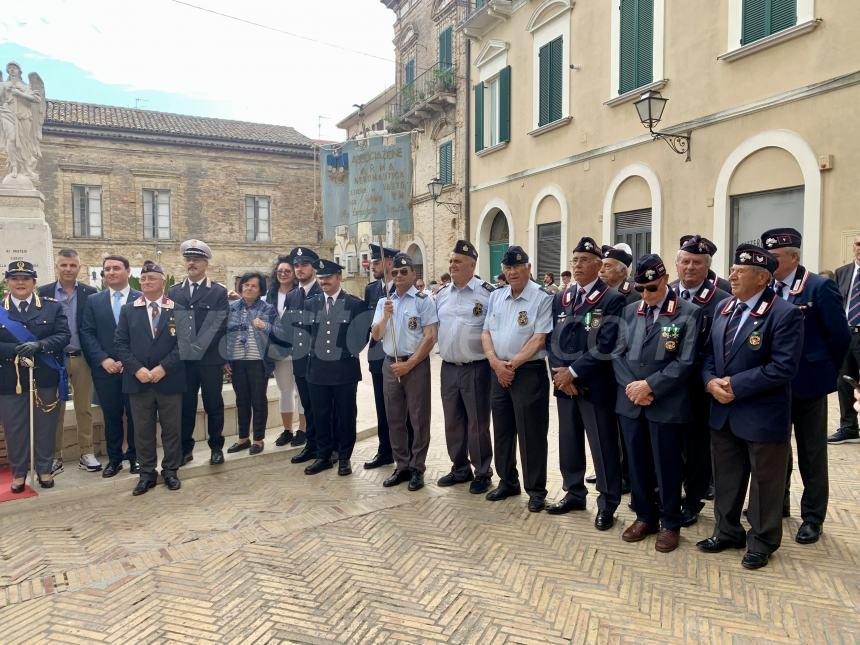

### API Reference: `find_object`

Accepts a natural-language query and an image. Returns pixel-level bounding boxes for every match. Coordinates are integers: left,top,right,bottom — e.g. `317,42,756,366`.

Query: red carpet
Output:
0,467,38,502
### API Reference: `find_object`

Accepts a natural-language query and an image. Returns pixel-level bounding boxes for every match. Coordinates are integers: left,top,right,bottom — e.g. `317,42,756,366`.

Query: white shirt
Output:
323,289,342,311
678,282,703,300
10,294,33,310
276,290,288,317
774,268,797,300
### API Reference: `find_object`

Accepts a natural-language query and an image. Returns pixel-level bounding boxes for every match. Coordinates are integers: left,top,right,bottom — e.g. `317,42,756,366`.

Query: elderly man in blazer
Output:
698,244,803,570
613,254,703,553
830,233,860,444
114,261,186,496
80,255,141,478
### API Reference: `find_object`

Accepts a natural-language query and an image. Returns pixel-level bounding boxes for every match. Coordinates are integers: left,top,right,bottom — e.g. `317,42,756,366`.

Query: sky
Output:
0,0,396,141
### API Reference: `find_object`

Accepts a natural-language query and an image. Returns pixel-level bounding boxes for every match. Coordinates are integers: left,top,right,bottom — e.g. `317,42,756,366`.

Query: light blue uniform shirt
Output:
483,280,553,361
373,285,438,357
435,276,494,363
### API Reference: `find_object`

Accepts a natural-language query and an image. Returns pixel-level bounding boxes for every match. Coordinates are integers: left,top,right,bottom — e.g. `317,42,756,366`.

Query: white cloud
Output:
0,0,395,139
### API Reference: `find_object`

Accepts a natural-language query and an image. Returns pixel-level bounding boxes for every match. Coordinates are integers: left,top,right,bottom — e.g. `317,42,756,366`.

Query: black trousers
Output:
310,381,358,461
180,361,225,454
490,361,549,500
837,331,860,430
370,367,392,459
556,395,621,513
711,424,789,554
683,385,713,512
294,374,317,455
93,375,135,463
130,389,182,481
230,361,268,441
785,395,829,524
619,415,684,531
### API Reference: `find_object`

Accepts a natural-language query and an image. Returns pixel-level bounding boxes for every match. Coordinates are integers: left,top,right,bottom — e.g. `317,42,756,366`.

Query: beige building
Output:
462,0,860,281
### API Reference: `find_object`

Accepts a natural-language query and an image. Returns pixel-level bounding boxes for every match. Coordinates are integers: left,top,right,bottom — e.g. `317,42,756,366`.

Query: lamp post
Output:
633,90,692,161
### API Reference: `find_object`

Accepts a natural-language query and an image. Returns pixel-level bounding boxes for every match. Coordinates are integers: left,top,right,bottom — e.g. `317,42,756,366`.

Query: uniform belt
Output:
66,350,82,357
442,359,488,367
387,354,412,362
851,326,860,333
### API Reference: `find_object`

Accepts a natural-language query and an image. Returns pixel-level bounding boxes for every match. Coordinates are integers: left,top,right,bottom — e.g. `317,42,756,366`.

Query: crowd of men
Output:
1,228,859,571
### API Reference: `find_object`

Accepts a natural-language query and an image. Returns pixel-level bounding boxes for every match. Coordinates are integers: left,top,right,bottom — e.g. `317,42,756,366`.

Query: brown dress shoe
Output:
655,528,680,553
621,520,658,542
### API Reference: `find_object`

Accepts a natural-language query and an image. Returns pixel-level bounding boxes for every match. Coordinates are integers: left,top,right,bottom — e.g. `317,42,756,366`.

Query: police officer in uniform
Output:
363,243,399,470
698,244,803,569
371,253,438,491
482,246,553,512
169,239,229,466
114,261,186,495
670,235,731,526
303,259,369,476
761,228,849,544
0,261,70,492
547,237,626,530
435,240,495,494
614,255,702,553
599,245,639,306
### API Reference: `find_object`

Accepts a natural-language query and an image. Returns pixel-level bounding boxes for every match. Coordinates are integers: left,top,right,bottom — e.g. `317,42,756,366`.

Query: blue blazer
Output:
702,288,803,443
783,266,850,400
80,288,141,379
271,282,323,377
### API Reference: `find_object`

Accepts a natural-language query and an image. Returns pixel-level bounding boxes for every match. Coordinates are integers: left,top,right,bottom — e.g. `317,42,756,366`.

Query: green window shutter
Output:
475,0,486,8
405,58,415,85
499,65,511,143
439,142,453,185
474,82,484,152
741,0,768,45
439,27,453,70
770,0,797,33
619,0,653,94
636,0,654,87
538,42,550,126
549,37,563,123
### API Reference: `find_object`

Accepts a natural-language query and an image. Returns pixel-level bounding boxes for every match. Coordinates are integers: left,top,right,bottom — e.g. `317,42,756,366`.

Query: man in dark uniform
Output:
0,261,70,492
169,239,228,466
828,233,860,444
669,235,731,526
303,259,369,476
698,244,803,570
680,235,732,293
546,237,625,530
363,243,398,469
614,254,702,553
114,261,186,495
762,228,849,544
482,246,553,512
600,245,639,306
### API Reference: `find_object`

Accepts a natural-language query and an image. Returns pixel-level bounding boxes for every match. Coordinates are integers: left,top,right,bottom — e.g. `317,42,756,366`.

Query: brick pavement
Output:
0,354,858,643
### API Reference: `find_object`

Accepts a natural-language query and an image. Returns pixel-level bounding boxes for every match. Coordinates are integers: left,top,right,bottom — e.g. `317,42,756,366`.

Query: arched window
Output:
488,211,510,275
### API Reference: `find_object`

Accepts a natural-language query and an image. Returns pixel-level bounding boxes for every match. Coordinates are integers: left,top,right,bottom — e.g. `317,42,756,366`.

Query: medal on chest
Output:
748,331,762,348
408,316,418,331
661,324,680,351
518,311,529,326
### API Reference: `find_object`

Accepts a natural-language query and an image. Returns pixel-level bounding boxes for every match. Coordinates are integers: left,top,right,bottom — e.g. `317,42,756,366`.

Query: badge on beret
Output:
765,237,777,248
296,248,303,256
16,261,24,270
518,311,528,326
473,302,483,316
645,269,656,281
749,331,762,347
408,316,418,330
516,253,522,261
739,251,751,263
584,241,593,251
462,244,469,252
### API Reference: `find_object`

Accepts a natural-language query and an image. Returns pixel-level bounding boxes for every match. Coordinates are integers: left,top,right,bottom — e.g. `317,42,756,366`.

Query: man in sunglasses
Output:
613,254,702,553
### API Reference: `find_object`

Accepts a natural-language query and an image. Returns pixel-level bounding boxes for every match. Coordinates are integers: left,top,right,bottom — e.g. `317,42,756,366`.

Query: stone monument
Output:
0,61,54,282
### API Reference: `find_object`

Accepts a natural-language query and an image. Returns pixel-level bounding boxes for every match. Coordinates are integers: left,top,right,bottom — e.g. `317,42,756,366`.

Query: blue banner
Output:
321,134,413,238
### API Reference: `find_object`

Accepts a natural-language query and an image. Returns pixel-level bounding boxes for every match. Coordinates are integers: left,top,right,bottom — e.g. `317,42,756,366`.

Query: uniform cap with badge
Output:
4,260,37,279
180,239,213,260
452,239,478,260
501,245,528,266
760,227,802,250
634,254,667,284
314,259,344,277
733,243,778,274
369,243,400,261
392,253,414,269
679,234,717,256
573,237,602,257
288,247,319,265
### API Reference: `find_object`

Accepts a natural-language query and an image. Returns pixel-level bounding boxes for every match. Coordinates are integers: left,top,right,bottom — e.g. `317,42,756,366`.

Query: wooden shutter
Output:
439,27,453,70
474,82,484,152
538,41,551,126
636,0,654,87
741,0,768,45
439,142,453,185
619,0,653,94
405,58,415,85
499,65,511,143
538,37,562,126
770,0,797,33
537,222,562,280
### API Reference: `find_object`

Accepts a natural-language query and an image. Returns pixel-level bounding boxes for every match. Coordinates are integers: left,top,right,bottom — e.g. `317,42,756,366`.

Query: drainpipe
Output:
464,36,471,240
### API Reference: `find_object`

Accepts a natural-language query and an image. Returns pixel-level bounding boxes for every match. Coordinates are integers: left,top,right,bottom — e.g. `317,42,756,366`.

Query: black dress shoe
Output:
182,452,194,465
408,471,425,491
338,460,352,476
585,473,597,484
796,521,822,544
102,461,124,478
164,474,181,491
485,485,522,501
274,430,294,447
133,479,156,496
595,511,615,531
545,495,587,515
10,481,26,494
383,469,411,488
364,454,394,470
704,484,715,501
37,476,55,489
304,458,333,475
227,441,251,454
210,449,224,465
437,471,473,487
469,476,492,495
680,507,699,528
129,460,140,474
290,430,307,447
741,550,769,570
527,497,545,512
695,536,746,553
290,447,316,464
249,443,264,455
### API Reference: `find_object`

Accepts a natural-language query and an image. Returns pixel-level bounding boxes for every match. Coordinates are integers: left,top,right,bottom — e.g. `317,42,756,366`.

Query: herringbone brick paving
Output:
0,356,858,643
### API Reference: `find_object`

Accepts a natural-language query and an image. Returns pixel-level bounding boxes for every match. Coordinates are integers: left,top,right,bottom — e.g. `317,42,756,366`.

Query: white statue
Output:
0,61,46,187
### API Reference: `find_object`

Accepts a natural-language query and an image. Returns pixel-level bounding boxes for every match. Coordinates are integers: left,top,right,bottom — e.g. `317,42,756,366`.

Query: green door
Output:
489,243,507,278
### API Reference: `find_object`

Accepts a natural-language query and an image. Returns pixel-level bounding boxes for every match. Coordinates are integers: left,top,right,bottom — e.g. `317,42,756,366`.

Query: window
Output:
741,0,796,45
614,208,652,268
71,185,102,238
538,36,563,127
619,0,654,94
439,141,453,185
245,196,271,242
537,222,561,281
731,186,803,250
403,58,416,111
143,189,171,240
439,27,453,71
475,66,511,151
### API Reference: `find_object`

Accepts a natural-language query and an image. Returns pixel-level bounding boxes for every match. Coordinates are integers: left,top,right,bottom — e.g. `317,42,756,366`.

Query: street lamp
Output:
633,90,691,161
428,177,443,201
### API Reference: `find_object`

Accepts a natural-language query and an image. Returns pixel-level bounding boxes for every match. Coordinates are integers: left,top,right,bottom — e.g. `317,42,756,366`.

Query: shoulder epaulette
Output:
41,296,57,303
416,291,427,299
482,282,494,292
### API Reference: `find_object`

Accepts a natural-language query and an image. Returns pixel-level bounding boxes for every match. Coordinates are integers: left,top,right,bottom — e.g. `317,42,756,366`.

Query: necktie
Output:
326,296,334,314
19,300,28,314
849,270,860,326
774,281,786,299
644,305,657,335
112,291,123,323
190,282,198,299
681,289,691,301
150,302,161,337
298,286,306,307
723,302,748,359
572,287,586,312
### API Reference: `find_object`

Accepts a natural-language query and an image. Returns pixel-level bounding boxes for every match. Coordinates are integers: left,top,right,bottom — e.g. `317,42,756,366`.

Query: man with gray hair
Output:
599,244,639,305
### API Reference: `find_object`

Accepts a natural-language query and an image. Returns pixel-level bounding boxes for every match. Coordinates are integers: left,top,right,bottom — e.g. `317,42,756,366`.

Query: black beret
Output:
501,245,528,266
734,243,778,273
679,234,717,256
601,245,633,267
760,228,802,250
392,253,413,268
452,239,478,260
573,236,601,257
634,254,667,284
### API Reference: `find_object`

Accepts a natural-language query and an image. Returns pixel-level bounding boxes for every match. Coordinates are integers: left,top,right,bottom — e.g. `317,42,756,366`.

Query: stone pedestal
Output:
0,186,55,283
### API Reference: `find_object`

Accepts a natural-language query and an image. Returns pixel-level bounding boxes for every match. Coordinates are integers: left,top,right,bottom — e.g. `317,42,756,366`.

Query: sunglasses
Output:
391,268,411,276
276,269,292,275
634,284,660,293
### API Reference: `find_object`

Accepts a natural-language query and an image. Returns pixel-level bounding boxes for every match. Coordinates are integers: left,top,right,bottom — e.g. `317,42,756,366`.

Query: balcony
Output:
457,0,513,39
386,62,457,133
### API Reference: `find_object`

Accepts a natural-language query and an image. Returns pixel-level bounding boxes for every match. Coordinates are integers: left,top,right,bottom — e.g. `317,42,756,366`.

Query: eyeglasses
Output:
276,270,292,275
391,268,411,277
634,284,660,293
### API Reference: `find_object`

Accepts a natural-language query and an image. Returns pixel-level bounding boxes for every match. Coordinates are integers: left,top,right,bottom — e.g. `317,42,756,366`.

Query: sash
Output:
0,306,69,400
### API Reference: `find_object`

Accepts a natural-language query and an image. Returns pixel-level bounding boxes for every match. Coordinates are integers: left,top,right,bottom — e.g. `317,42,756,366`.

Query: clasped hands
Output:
135,365,167,383
706,377,735,404
551,367,579,397
625,380,654,406
14,341,41,358
491,357,523,388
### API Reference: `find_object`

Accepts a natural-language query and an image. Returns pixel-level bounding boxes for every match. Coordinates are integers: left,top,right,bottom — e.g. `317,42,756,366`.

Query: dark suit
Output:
670,278,731,512
306,291,370,461
614,280,642,306
169,278,228,455
835,262,860,431
547,279,625,513
702,288,803,554
779,267,850,524
707,269,732,295
613,290,702,530
364,279,394,459
114,296,186,482
80,287,141,464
